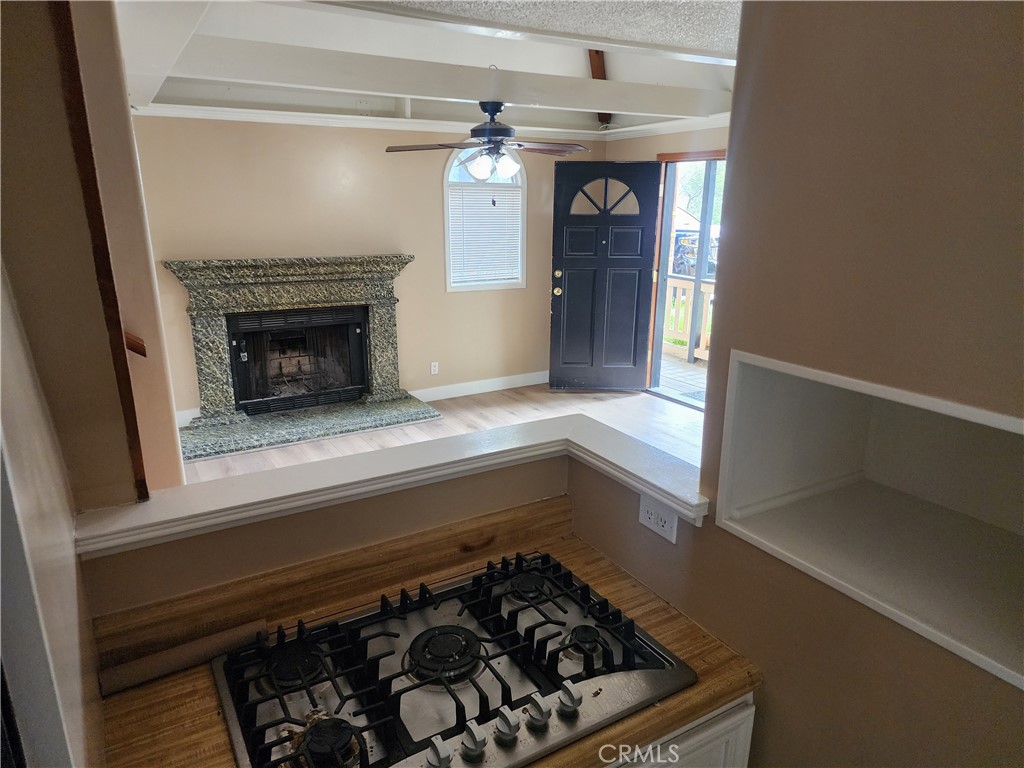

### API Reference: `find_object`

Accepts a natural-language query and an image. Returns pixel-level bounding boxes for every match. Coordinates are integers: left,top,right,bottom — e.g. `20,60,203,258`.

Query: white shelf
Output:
720,478,1023,687
717,351,1024,689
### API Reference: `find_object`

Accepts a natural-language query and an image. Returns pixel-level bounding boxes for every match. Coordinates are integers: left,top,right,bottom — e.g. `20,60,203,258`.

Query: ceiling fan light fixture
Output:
495,152,521,179
467,152,495,180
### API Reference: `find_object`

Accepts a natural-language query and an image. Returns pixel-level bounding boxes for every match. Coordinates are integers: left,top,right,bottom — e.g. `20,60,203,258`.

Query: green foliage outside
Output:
674,160,727,227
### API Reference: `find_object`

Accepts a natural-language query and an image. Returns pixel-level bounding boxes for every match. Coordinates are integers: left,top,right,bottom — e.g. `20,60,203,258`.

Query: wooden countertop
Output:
102,498,761,767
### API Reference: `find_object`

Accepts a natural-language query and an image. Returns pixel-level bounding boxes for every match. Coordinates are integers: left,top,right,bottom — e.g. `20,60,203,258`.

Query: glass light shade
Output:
467,153,495,180
495,152,521,179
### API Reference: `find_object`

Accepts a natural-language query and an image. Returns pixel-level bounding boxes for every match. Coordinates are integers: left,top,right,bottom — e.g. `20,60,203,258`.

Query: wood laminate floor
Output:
184,385,705,484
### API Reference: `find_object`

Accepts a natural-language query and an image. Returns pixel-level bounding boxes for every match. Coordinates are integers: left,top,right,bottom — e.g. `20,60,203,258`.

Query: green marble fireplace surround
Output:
165,255,439,459
166,254,413,416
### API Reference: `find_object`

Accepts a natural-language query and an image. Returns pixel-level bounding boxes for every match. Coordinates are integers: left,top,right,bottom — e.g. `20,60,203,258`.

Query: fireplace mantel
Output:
165,255,414,417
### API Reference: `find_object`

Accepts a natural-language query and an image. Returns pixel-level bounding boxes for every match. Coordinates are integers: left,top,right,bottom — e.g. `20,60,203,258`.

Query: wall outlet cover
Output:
430,362,439,375
639,493,678,543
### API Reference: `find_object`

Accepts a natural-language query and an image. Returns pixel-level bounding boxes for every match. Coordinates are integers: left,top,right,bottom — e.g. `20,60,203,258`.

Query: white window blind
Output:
446,184,524,290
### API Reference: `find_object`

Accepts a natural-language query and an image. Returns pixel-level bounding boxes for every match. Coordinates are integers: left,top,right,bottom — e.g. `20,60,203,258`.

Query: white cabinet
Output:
614,697,754,768
717,351,1023,688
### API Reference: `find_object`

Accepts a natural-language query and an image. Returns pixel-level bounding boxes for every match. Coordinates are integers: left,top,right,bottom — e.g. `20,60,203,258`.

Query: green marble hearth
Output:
179,396,440,461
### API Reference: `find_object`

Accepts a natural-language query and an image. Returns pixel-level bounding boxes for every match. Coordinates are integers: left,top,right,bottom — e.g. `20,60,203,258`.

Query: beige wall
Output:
702,2,1023,496
652,2,1023,763
605,125,729,161
1,273,105,767
569,460,1023,767
71,2,184,491
132,118,604,410
0,1,138,509
82,456,568,615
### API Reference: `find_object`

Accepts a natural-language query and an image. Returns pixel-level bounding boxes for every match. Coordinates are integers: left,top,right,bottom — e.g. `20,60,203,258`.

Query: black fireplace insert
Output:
227,306,369,415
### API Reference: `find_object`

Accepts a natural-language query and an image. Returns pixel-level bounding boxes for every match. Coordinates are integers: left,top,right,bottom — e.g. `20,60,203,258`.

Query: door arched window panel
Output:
569,177,640,216
444,147,526,291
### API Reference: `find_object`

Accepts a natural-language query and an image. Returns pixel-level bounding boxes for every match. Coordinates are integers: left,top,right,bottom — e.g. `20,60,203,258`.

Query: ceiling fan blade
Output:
506,141,590,156
455,148,486,168
385,142,482,153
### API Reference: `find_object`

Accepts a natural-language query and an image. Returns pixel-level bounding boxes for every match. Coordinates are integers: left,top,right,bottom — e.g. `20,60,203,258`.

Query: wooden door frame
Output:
648,149,728,387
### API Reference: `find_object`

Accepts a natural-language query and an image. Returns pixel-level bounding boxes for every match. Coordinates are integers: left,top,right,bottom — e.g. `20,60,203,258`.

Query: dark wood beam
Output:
588,49,612,127
50,1,149,502
124,331,148,358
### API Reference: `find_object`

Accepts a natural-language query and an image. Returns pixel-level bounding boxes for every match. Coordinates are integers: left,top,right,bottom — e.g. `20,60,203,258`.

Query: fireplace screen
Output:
226,306,368,415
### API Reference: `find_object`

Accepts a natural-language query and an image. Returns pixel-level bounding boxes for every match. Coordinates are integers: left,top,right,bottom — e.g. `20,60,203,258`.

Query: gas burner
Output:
258,632,325,693
570,625,602,652
406,625,483,683
215,553,698,768
507,572,549,602
561,624,604,663
299,717,360,768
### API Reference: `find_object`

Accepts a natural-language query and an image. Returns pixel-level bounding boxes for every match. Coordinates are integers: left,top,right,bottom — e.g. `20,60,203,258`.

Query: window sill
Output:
75,414,706,559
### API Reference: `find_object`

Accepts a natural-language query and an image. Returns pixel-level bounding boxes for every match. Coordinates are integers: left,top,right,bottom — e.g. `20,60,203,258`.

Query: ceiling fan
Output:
386,101,589,180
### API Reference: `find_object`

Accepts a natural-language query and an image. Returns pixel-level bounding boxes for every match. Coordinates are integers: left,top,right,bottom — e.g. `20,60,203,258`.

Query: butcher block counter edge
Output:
102,523,762,768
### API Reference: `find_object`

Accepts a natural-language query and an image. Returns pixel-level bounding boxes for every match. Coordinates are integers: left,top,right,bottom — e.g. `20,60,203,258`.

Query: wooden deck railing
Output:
663,275,714,361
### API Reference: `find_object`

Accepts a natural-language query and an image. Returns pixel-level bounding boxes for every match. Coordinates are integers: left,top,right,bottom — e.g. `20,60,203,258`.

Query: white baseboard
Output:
175,408,201,428
408,371,549,403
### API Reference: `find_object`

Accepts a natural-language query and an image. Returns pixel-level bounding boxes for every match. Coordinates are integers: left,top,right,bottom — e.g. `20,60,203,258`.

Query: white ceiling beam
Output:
132,103,728,143
171,35,733,119
113,1,210,107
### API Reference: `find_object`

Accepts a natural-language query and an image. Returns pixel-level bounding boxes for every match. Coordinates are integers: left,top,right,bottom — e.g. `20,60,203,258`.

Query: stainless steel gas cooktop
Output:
213,552,697,767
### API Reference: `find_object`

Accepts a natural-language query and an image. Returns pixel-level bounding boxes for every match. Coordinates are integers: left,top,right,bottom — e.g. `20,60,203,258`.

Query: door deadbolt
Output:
553,287,563,296
553,269,562,278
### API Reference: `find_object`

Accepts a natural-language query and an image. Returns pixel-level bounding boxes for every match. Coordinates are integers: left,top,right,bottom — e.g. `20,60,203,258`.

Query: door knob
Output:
553,287,563,296
553,269,562,278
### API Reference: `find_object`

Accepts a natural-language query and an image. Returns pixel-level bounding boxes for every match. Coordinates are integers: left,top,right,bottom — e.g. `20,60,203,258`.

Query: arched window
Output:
444,147,526,291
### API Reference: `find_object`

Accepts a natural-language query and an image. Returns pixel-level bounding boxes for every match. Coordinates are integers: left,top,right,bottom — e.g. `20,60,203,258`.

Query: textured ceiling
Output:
372,1,741,57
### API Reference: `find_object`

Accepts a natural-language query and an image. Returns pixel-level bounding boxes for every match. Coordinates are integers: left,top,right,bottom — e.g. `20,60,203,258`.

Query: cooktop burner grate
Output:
214,552,698,768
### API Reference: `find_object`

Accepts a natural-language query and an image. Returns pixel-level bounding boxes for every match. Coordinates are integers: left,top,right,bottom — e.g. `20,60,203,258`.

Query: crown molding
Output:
598,112,730,141
132,103,730,142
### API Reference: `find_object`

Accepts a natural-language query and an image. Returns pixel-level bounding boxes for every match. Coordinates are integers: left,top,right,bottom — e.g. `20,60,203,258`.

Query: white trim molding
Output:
599,112,730,141
75,414,707,558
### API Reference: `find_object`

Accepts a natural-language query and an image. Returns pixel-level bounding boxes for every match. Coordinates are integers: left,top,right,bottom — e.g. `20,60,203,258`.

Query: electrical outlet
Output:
430,361,439,375
638,494,678,543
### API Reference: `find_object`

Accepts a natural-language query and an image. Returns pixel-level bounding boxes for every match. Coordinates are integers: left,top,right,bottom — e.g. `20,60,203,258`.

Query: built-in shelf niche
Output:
717,351,1023,688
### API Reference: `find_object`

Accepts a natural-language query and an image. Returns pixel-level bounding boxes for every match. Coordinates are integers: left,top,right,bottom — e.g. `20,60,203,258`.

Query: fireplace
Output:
227,306,369,415
165,255,414,421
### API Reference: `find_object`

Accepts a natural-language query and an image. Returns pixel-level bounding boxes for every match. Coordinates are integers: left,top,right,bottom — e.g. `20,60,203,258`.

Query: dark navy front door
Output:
549,162,661,389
